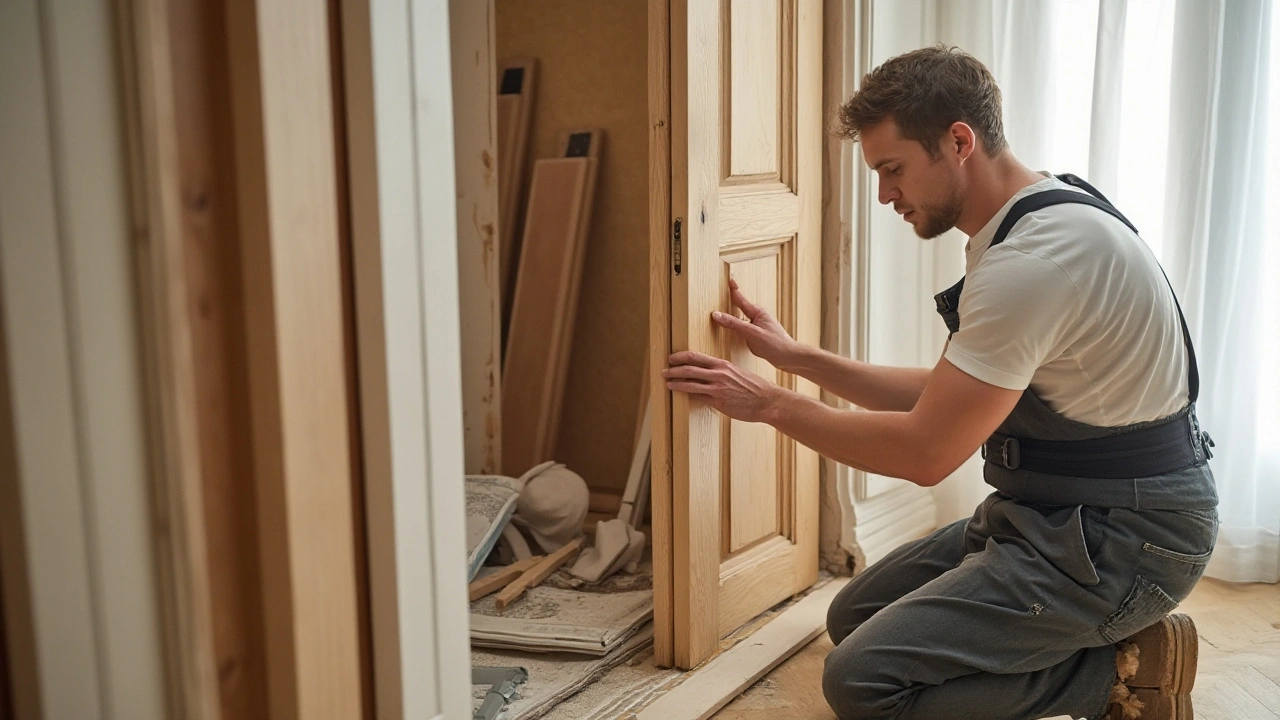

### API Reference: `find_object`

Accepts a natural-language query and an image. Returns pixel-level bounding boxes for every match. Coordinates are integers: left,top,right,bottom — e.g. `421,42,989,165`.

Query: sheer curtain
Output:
872,0,1279,582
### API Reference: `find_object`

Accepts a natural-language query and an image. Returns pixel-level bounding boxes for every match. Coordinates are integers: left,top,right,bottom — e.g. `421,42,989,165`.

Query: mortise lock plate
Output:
672,217,683,275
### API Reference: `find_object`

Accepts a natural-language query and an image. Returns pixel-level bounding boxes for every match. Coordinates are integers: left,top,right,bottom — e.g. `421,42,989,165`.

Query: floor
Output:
712,577,1280,719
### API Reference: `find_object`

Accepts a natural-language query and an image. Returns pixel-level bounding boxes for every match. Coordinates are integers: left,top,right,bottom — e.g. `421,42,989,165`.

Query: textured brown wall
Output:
496,0,649,493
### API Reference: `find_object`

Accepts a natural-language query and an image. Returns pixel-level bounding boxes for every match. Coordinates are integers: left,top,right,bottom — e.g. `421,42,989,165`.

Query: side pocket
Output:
1142,542,1213,565
1097,575,1179,644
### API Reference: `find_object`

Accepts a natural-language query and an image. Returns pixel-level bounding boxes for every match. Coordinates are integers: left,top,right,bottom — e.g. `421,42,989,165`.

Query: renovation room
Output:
1,1,1278,720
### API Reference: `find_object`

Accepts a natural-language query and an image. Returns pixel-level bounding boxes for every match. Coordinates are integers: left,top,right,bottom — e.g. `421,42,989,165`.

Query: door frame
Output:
0,0,170,717
121,0,372,717
341,0,473,718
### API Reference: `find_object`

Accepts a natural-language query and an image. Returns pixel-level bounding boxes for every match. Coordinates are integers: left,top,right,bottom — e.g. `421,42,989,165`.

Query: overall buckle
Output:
982,437,1021,470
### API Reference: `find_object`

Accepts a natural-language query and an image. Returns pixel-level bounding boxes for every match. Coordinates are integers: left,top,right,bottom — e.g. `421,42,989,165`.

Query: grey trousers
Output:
823,493,1217,720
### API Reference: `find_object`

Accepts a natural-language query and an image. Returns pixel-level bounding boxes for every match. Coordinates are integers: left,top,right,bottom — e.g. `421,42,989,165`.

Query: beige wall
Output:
496,0,649,493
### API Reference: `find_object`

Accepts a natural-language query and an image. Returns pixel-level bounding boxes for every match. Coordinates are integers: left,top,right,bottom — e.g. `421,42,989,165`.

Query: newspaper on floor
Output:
466,475,524,582
470,623,657,720
470,581,653,656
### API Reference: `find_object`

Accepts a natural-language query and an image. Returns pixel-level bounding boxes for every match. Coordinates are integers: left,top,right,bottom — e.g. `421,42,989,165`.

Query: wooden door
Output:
653,0,823,669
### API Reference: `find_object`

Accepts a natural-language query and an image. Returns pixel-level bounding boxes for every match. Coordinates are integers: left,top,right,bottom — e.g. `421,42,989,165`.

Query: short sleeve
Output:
943,247,1082,390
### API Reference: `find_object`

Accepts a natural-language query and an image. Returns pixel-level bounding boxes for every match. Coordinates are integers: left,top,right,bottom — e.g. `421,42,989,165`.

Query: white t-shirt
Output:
943,176,1190,427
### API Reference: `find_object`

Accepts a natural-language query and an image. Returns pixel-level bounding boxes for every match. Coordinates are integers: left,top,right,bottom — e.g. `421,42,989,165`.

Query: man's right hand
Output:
712,278,801,370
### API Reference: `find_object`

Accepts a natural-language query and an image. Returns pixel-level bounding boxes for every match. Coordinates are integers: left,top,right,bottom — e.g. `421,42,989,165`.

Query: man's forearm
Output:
783,345,930,412
761,389,942,485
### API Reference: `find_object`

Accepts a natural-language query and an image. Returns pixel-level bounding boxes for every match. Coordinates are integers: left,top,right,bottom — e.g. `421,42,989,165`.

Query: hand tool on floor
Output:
473,666,528,720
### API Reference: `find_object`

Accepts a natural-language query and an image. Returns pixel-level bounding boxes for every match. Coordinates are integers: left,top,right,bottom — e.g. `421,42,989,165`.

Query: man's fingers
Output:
712,311,754,333
666,379,717,396
663,365,719,383
726,277,762,314
668,350,722,368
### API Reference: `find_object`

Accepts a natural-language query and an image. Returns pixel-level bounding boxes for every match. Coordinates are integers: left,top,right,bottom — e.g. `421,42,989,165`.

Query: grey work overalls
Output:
822,177,1220,720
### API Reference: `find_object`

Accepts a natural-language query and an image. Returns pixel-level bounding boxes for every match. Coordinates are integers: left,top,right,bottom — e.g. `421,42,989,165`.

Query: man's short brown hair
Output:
837,45,1008,159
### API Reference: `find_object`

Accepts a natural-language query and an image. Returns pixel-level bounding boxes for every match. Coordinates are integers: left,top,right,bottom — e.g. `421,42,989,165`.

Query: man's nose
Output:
878,181,899,206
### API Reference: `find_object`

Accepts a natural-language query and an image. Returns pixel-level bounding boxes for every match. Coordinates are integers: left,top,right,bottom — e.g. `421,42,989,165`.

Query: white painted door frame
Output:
341,1,472,718
0,0,168,718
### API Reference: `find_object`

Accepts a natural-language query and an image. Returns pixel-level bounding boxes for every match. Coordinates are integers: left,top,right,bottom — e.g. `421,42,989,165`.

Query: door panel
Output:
663,0,822,669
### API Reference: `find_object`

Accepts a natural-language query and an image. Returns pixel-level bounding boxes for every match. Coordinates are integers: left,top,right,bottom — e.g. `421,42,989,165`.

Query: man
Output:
663,46,1217,720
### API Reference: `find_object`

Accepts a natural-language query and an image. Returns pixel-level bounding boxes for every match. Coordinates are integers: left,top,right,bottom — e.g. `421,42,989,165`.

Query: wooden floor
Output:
713,577,1280,719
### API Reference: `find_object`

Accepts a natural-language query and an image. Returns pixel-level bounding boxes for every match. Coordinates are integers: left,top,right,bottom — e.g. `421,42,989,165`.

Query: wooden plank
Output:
620,403,653,524
453,4,502,475
226,1,364,718
495,3,649,500
124,0,270,716
501,140,601,476
494,538,584,610
619,356,653,525
468,555,544,602
676,0,722,670
497,58,537,333
648,0,675,669
636,579,848,720
632,455,652,529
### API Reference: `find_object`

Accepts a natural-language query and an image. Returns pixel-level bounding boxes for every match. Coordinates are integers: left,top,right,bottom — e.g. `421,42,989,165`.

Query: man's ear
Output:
948,122,977,163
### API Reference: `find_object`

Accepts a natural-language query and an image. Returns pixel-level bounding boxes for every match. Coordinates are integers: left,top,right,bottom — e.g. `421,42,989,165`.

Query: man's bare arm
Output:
664,354,1021,487
782,345,930,412
761,358,1020,485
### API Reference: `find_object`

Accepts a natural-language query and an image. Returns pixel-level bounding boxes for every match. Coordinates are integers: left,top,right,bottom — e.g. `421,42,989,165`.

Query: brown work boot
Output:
1106,614,1199,719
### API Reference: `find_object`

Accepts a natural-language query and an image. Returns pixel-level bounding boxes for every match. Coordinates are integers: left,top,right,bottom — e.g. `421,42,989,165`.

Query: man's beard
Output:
913,185,964,239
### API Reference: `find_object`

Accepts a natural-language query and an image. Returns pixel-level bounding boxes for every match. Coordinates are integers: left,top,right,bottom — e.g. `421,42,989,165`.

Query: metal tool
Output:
473,666,529,720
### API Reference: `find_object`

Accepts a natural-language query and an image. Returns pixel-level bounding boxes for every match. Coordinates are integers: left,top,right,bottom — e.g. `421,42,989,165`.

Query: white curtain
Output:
871,0,1280,582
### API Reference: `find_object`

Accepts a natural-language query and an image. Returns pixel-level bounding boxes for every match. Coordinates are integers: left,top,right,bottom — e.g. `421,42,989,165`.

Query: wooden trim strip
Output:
635,578,849,720
467,555,544,602
648,0,676,668
226,1,364,718
494,538,583,611
114,0,221,716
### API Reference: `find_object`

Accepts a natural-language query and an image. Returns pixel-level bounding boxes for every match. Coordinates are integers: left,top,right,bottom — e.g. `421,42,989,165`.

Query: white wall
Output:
0,0,168,717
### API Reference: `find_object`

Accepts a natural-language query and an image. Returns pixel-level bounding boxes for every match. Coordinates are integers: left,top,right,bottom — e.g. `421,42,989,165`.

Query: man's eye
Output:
889,166,902,176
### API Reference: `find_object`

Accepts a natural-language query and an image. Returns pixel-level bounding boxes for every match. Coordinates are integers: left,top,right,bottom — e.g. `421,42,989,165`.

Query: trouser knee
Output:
822,640,900,720
826,582,876,646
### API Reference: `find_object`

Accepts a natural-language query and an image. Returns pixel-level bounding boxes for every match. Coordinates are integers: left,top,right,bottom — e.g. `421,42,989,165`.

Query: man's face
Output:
860,120,964,239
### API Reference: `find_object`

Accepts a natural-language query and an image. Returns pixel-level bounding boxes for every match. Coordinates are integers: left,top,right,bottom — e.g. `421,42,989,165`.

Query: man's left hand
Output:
664,351,780,423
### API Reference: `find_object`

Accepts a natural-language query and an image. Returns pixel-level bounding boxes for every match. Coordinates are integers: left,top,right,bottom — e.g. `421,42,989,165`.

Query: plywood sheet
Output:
496,0,648,495
502,152,599,476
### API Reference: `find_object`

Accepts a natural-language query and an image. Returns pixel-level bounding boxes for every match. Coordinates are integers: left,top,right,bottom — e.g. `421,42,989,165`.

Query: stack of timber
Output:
496,58,537,335
501,129,603,477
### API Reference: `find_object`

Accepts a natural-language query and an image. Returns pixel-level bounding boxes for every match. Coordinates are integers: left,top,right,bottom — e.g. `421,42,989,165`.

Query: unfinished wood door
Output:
654,0,822,669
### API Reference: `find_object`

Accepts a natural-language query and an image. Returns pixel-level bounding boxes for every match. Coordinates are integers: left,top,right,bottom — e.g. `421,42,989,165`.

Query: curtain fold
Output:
1164,0,1276,583
1088,0,1128,198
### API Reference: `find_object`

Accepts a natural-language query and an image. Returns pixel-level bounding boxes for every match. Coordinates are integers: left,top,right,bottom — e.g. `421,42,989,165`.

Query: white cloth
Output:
511,461,589,554
944,176,1190,427
569,519,645,584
